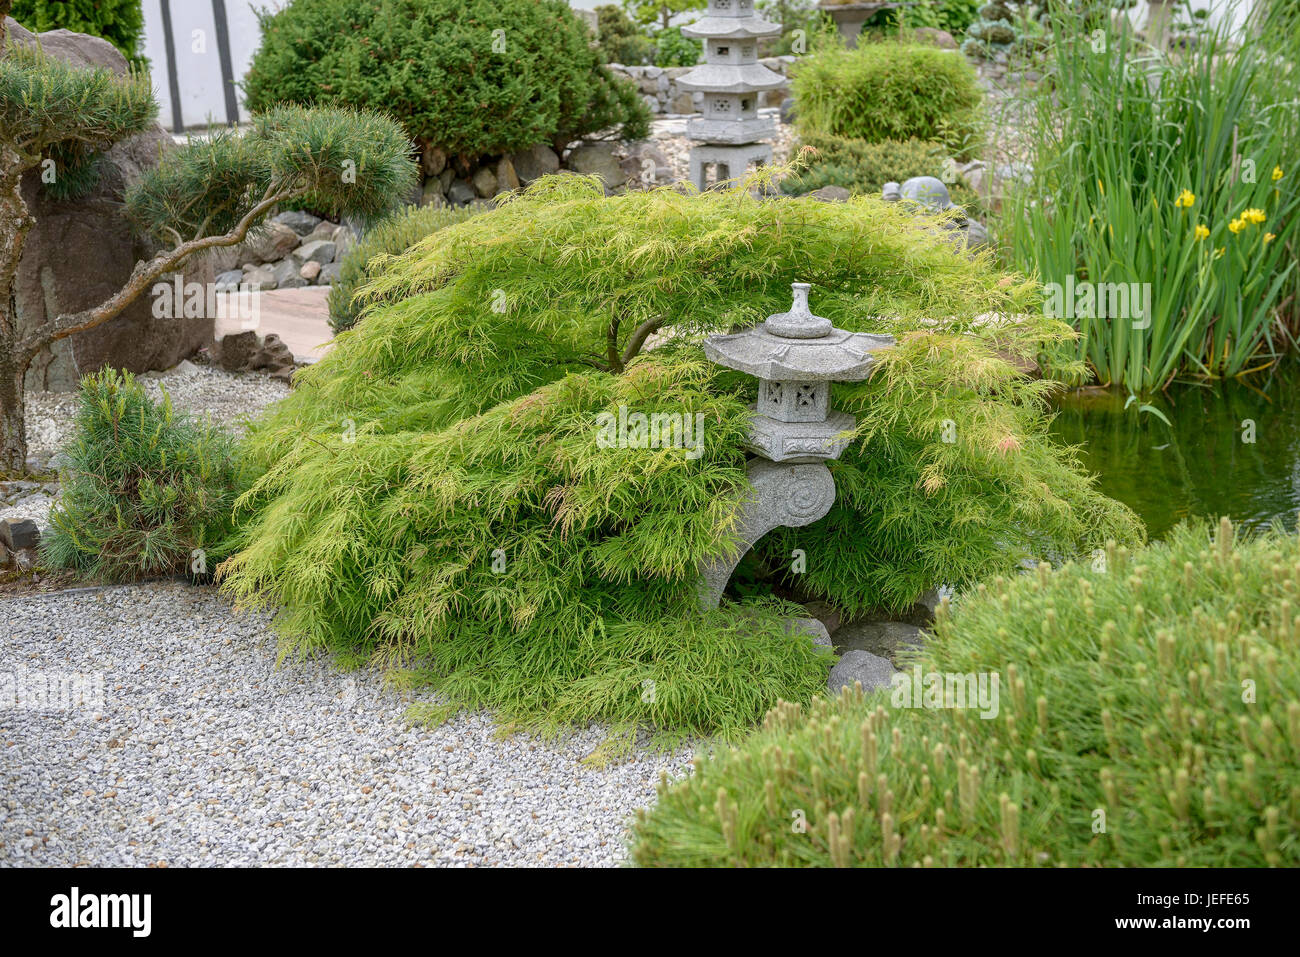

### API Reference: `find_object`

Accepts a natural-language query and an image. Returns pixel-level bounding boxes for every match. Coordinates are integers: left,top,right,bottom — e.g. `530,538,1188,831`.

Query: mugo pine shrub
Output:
242,0,650,166
328,203,482,334
630,520,1300,866
42,370,240,583
791,42,985,158
221,173,1140,745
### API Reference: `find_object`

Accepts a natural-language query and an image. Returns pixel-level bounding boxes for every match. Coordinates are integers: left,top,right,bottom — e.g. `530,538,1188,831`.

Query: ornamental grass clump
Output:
629,519,1300,866
221,173,1140,744
1002,11,1300,390
42,369,241,583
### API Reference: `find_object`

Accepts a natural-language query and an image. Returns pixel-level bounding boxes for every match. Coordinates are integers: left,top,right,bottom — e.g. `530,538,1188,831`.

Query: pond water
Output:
1051,362,1300,541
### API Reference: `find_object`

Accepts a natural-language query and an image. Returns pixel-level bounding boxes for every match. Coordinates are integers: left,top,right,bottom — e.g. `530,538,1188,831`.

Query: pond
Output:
1051,362,1300,541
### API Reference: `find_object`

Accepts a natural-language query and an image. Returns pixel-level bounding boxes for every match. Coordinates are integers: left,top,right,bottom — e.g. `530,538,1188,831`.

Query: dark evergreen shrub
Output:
242,0,651,165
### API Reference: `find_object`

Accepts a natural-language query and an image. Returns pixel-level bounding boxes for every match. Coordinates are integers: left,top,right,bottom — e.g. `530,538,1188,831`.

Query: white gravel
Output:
0,581,689,867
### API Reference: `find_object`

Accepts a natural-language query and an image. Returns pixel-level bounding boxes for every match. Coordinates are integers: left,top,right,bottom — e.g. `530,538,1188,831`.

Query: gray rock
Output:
471,166,498,198
292,240,337,266
271,258,308,289
802,185,850,203
238,222,300,265
421,180,448,208
304,220,336,243
214,269,243,291
835,620,927,665
495,157,520,193
510,144,560,185
829,650,896,695
567,143,627,189
0,518,40,551
788,618,832,648
242,265,277,291
272,210,322,236
447,179,477,206
421,144,447,177
779,96,796,125
318,262,343,285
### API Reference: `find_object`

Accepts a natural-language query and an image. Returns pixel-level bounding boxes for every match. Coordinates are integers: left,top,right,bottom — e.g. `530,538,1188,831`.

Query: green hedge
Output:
242,0,650,166
630,520,1300,866
792,42,984,158
328,203,482,334
11,0,145,65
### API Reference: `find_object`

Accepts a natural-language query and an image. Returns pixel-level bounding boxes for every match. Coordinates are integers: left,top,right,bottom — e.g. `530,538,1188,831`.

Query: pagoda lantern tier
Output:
679,0,783,190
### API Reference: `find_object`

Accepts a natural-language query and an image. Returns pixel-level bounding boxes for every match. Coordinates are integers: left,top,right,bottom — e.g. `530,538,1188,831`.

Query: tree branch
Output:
18,185,303,353
606,308,622,373
621,316,663,368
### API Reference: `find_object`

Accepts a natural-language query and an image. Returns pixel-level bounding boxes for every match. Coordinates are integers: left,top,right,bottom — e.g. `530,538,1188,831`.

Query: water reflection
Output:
1051,364,1300,540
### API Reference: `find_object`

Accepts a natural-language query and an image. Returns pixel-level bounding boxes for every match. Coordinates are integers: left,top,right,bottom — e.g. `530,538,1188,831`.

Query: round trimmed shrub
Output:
791,42,985,157
241,0,651,165
328,203,483,334
629,520,1300,866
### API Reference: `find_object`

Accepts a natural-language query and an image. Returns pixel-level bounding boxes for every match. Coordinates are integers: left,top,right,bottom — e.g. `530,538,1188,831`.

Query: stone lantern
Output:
679,0,784,191
697,283,895,614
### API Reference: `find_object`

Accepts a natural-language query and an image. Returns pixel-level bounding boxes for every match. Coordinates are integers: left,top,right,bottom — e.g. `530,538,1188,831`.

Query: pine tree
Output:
0,3,417,472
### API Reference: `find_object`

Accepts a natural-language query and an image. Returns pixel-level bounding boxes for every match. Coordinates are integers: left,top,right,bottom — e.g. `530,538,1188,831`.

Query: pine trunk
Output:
0,349,26,472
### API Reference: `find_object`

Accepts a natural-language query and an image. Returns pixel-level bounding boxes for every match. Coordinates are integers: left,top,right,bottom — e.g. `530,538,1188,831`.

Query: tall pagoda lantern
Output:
679,0,784,191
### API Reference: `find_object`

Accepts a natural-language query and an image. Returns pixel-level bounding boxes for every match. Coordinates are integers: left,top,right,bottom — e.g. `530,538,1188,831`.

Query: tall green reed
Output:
1001,2,1300,391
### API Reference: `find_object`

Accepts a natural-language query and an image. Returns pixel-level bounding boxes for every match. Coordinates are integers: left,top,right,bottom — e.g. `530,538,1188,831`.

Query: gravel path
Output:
1,581,688,867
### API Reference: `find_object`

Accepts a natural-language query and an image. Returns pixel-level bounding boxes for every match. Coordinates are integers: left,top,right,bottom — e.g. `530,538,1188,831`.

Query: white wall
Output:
141,0,285,130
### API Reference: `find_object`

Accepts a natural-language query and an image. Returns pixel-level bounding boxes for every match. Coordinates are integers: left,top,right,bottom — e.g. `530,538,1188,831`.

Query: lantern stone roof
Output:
702,283,895,381
704,327,894,381
682,16,782,39
676,62,786,93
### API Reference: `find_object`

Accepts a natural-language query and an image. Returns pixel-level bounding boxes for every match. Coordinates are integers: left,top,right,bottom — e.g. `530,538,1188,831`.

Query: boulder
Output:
272,210,322,236
243,264,277,291
421,144,447,177
271,258,308,289
0,518,40,551
238,222,299,264
801,185,851,203
303,220,336,243
421,180,448,207
299,260,322,281
471,166,498,198
828,650,896,695
914,27,958,49
495,157,521,193
7,17,212,392
291,239,337,266
318,262,343,285
216,330,261,372
567,143,627,190
214,269,244,291
509,144,560,185
669,91,696,114
447,179,477,206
